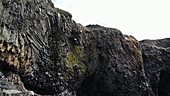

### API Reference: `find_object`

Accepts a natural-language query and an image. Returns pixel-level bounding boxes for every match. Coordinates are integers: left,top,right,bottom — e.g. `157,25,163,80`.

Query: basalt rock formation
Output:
140,39,170,96
76,26,154,96
0,0,169,96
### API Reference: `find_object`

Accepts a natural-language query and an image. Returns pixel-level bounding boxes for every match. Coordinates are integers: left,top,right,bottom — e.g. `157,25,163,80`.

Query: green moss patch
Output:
64,46,87,80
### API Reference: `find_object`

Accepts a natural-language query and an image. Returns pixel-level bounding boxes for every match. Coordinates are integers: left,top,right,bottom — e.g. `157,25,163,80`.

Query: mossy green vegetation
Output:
64,46,87,80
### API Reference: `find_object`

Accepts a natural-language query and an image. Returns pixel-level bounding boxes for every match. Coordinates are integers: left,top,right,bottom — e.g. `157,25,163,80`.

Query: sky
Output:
52,0,170,40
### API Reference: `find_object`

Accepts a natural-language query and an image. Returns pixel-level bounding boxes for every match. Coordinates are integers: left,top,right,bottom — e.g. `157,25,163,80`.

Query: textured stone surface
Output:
76,26,154,96
140,38,170,96
0,0,87,95
0,72,35,96
0,0,170,96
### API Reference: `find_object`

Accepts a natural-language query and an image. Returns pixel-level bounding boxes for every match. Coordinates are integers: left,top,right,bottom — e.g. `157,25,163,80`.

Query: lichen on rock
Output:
65,45,87,81
0,0,170,96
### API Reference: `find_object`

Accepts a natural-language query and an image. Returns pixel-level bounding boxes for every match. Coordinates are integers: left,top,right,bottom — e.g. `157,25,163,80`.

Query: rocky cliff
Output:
140,39,170,96
0,0,169,96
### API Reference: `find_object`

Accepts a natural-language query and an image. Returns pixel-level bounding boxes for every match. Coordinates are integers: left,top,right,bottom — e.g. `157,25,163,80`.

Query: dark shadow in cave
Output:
158,68,170,96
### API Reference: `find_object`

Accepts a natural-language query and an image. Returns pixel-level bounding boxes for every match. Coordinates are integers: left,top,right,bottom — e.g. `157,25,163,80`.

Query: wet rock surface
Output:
0,0,170,96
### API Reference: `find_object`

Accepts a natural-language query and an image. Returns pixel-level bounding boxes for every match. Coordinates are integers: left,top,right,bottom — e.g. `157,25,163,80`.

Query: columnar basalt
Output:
0,0,170,96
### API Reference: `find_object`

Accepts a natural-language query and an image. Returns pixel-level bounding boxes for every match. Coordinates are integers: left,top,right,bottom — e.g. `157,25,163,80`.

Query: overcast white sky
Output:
52,0,170,40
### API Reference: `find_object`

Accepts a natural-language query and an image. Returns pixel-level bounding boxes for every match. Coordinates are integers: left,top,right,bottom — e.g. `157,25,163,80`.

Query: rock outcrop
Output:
140,38,170,96
76,26,154,96
0,0,169,96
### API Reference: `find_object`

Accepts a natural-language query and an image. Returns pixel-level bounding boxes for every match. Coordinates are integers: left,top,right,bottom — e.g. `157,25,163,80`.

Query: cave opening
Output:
158,68,170,96
0,61,17,76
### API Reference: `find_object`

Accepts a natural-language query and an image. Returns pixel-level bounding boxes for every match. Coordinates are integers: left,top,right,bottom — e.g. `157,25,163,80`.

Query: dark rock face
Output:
0,0,169,96
0,0,88,95
140,39,170,96
0,71,35,95
77,27,154,96
0,0,73,95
